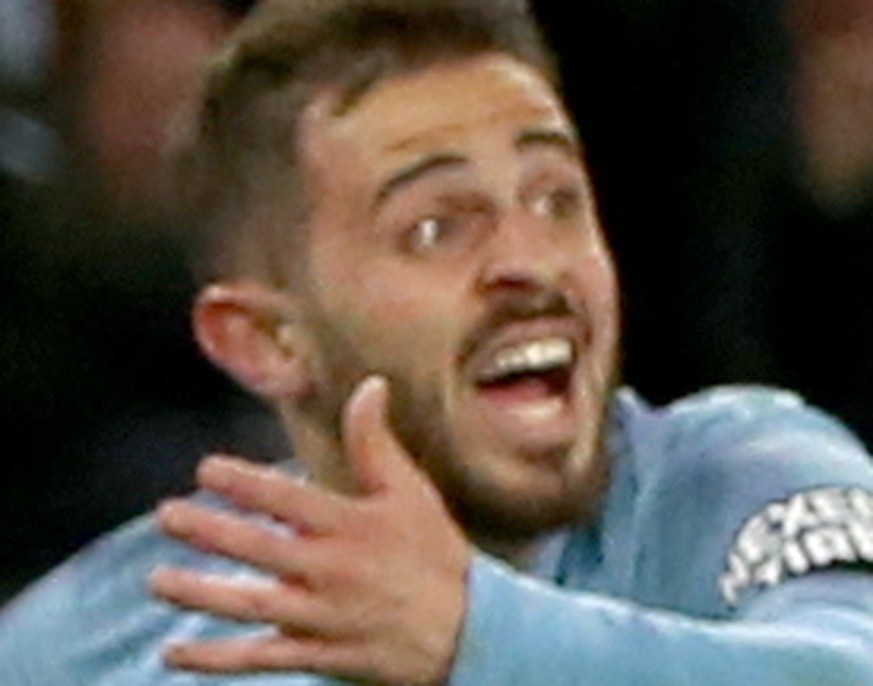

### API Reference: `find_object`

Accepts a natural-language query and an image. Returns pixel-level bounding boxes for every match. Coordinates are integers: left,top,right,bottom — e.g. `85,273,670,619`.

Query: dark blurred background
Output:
2,0,872,601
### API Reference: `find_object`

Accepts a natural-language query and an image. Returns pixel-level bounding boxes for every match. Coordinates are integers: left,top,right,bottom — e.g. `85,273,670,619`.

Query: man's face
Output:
294,54,619,539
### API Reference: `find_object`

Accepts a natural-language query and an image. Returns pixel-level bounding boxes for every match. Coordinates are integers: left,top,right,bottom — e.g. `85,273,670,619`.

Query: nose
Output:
475,210,566,295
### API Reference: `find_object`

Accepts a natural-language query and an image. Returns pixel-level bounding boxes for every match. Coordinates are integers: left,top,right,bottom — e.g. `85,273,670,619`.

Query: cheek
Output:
578,249,621,382
323,279,453,377
580,246,619,319
363,258,464,325
309,231,470,372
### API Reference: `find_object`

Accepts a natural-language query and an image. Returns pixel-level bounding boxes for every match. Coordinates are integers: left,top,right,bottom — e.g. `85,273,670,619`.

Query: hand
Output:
150,376,472,685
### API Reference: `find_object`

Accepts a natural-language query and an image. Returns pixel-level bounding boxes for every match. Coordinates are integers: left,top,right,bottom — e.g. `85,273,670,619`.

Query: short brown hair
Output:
181,0,557,286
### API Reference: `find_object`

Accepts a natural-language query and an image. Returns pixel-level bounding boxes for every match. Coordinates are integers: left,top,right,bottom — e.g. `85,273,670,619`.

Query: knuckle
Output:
241,587,275,620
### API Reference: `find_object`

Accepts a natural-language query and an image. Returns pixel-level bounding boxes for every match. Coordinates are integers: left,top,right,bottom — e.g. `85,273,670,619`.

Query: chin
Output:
433,443,608,543
449,481,596,543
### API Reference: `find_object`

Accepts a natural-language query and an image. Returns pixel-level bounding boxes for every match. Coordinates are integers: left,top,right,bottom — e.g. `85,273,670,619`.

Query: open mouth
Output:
461,327,584,455
474,337,575,402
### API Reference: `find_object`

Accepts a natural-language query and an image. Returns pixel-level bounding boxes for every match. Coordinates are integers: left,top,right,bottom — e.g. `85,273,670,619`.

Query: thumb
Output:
342,375,414,494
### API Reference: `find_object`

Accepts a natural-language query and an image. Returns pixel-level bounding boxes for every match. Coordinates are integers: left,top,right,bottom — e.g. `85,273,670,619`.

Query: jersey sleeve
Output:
638,387,873,615
450,388,873,686
0,604,51,685
451,557,873,686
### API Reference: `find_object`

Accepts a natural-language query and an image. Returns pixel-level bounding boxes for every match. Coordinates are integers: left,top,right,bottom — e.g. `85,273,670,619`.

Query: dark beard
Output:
414,398,612,546
301,298,616,547
314,341,610,544
386,358,617,547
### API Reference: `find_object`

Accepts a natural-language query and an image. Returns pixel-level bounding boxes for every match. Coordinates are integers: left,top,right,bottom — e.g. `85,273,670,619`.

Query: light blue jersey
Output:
3,387,873,684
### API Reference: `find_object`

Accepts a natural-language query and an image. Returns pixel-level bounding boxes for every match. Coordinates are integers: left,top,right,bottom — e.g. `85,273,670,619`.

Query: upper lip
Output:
462,316,589,384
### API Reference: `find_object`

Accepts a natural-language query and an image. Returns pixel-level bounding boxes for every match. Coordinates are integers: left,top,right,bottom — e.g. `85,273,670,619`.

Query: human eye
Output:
530,183,585,222
401,215,458,255
398,200,491,256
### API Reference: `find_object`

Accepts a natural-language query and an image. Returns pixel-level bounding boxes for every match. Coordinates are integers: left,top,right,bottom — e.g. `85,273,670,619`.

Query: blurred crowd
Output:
0,0,287,599
539,0,873,440
1,0,872,600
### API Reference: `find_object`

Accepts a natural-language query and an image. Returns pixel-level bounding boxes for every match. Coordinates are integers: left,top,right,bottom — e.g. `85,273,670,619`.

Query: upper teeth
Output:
479,337,574,382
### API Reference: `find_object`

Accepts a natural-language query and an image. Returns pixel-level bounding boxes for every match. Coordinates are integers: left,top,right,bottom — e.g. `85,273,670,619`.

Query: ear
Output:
192,281,313,401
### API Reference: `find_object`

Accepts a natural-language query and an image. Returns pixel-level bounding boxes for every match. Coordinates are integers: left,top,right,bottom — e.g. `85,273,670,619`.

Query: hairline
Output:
191,2,559,288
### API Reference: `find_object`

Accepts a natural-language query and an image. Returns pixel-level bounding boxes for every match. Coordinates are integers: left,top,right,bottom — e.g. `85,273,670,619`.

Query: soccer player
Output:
2,1,872,684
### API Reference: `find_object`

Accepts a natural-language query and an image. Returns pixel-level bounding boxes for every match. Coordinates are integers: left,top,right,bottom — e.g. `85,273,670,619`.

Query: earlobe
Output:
192,282,313,401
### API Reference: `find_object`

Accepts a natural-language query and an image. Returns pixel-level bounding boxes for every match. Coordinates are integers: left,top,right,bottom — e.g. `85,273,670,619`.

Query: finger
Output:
150,568,336,634
342,375,415,493
164,634,366,677
157,499,318,581
195,455,350,534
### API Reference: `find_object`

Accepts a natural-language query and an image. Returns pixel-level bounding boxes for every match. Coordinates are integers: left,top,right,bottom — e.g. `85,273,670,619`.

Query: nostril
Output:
488,272,539,290
477,263,560,295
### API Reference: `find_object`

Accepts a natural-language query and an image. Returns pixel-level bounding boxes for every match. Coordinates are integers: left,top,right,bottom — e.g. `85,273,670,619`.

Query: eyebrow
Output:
515,128,581,158
372,153,467,210
371,128,581,211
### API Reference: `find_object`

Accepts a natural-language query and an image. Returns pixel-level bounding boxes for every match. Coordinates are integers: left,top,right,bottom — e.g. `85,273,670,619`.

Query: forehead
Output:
299,54,573,188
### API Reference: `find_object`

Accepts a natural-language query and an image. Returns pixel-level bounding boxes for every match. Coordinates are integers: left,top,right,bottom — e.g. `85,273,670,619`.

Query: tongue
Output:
477,373,561,404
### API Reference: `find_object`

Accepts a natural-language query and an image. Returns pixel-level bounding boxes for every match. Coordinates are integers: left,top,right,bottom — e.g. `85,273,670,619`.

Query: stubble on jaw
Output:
422,393,615,550
294,289,619,549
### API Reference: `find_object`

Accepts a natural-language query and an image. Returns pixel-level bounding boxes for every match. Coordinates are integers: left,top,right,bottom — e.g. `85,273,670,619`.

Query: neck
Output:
282,408,363,494
284,408,567,572
470,532,554,571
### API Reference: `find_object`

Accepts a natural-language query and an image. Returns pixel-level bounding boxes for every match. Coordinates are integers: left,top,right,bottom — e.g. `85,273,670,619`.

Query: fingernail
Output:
359,374,388,400
156,499,187,531
202,453,254,486
197,455,234,489
164,643,189,667
148,567,171,592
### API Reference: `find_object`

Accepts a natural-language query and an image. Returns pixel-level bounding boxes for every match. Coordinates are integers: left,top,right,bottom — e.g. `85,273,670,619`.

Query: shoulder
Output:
620,384,871,493
611,385,873,616
0,498,265,684
0,514,174,680
648,384,861,447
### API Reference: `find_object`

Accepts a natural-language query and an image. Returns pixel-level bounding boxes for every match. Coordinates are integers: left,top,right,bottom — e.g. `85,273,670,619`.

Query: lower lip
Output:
470,373,579,455
477,376,560,403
